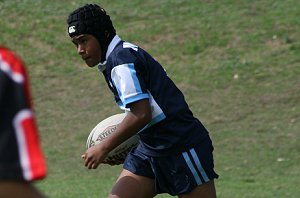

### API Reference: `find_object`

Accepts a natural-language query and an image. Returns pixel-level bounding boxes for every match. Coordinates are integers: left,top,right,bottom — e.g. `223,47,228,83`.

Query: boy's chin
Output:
85,60,98,67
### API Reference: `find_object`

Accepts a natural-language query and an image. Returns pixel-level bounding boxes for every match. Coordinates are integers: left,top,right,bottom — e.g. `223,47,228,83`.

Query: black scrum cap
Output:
67,4,116,62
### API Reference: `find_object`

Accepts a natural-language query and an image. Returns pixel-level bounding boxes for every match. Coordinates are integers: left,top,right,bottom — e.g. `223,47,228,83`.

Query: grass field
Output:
1,0,299,197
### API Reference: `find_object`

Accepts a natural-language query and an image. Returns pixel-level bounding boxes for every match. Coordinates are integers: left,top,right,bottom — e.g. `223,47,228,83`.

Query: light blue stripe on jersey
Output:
112,62,166,131
127,63,142,94
190,148,209,182
182,152,202,185
138,113,166,133
111,63,143,106
117,94,150,110
123,93,149,107
147,113,166,128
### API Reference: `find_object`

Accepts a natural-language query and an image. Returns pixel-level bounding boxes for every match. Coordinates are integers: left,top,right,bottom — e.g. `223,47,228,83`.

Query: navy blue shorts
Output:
123,137,219,196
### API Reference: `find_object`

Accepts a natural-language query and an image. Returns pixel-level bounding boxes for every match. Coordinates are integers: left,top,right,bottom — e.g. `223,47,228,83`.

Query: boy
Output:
67,4,218,198
0,47,47,197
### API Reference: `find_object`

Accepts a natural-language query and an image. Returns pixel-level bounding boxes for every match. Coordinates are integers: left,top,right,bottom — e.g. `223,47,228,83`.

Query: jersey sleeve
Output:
110,49,149,108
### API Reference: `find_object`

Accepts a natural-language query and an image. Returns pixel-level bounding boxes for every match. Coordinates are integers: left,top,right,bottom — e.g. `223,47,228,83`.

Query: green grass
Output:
1,0,299,197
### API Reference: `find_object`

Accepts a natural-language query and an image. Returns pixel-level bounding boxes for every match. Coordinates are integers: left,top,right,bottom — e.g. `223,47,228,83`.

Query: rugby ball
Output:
86,113,139,163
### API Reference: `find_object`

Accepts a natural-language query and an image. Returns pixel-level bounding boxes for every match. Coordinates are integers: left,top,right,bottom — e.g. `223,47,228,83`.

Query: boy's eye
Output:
71,36,88,47
79,38,87,44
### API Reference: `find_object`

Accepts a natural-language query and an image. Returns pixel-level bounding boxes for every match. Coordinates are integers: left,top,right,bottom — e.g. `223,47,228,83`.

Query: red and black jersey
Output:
0,47,47,181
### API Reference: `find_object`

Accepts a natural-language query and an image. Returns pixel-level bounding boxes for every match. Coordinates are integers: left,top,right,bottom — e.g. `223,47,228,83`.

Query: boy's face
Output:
71,34,102,67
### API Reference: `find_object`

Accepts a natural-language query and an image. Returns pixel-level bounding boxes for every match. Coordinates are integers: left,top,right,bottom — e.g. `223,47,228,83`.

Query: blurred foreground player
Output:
0,47,47,198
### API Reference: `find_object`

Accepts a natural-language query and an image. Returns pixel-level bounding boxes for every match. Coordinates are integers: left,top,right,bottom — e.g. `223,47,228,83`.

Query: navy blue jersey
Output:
100,36,209,156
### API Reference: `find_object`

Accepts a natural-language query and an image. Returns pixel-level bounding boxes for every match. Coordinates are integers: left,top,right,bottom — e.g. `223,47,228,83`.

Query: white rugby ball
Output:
86,113,139,163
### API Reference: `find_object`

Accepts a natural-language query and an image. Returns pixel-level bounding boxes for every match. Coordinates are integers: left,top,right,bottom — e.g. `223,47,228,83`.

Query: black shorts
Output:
123,137,219,196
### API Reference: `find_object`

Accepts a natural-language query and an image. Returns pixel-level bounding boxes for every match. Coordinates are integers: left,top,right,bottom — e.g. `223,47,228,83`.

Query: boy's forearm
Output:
101,99,151,153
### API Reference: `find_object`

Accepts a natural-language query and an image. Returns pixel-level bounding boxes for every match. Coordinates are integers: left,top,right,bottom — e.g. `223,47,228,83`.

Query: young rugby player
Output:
0,47,47,198
67,4,218,198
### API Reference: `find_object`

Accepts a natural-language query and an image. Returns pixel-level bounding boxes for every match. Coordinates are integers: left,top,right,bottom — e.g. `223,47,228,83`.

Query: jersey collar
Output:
97,35,122,72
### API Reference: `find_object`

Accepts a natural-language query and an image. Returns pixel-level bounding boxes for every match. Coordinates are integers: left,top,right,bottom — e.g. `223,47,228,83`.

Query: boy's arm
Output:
82,99,152,169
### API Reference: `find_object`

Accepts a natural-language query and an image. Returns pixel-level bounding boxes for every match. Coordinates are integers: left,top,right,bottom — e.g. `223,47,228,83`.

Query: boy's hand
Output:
81,144,108,169
81,154,123,167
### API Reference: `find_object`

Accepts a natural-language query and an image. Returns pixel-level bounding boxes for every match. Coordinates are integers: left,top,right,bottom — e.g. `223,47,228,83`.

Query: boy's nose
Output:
77,45,84,54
